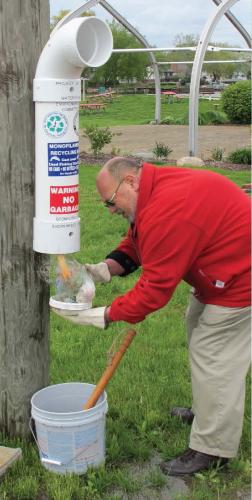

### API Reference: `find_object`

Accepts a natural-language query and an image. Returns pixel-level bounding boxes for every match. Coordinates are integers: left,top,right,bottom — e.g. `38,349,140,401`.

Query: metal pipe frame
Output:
212,0,251,48
189,0,241,157
51,0,250,149
113,47,251,53
51,0,161,123
157,59,250,64
99,0,161,123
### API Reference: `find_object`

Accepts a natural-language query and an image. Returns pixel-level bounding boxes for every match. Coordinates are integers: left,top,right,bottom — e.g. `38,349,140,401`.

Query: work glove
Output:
85,262,111,283
51,306,107,329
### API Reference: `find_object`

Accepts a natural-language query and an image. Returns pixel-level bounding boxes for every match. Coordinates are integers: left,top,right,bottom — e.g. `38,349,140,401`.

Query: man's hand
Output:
85,262,111,283
51,306,107,329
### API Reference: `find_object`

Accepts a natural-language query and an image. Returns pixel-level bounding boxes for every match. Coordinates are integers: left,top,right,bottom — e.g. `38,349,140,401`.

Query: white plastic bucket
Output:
31,382,108,474
49,296,92,313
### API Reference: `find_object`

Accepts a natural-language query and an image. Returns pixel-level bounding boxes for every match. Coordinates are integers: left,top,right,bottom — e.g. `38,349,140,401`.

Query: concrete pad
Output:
177,156,204,167
0,446,22,476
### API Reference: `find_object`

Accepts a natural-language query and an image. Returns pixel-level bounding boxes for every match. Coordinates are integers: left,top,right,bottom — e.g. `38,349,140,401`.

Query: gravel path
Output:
79,124,251,160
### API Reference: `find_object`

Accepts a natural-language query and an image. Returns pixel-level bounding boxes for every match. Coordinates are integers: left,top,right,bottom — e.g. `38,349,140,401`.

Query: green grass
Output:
79,95,227,128
0,166,250,499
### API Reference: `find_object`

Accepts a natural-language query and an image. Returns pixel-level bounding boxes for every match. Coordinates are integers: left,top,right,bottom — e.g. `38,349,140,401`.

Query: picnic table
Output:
87,91,117,102
162,91,177,95
162,90,177,103
79,103,106,112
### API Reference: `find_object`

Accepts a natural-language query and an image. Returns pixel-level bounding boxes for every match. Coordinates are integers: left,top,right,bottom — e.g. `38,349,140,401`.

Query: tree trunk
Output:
0,0,50,437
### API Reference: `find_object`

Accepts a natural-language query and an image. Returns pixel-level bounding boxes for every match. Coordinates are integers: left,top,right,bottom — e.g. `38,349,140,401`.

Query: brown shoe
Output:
171,407,194,424
160,448,228,476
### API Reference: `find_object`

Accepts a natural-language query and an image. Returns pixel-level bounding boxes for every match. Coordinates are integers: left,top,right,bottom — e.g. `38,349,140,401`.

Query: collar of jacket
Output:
134,162,156,229
130,163,156,239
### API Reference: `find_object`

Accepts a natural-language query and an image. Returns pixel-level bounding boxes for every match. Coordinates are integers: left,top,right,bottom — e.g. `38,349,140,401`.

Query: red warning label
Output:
50,185,79,214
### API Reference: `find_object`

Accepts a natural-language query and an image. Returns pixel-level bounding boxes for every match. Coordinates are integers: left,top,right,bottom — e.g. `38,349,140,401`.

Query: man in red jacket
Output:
54,157,251,475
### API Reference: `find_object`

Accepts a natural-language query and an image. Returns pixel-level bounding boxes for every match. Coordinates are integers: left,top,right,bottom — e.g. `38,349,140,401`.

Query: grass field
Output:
79,94,225,128
0,165,250,500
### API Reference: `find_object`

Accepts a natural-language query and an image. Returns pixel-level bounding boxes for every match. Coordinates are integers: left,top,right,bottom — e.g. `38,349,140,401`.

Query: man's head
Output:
96,157,142,223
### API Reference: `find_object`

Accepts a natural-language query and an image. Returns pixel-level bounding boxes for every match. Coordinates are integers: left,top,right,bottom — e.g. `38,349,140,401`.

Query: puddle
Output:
110,454,251,500
232,491,251,500
132,477,190,500
110,453,191,499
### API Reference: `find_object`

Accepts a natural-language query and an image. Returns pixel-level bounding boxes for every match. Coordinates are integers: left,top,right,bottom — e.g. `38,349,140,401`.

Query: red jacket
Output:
109,164,251,324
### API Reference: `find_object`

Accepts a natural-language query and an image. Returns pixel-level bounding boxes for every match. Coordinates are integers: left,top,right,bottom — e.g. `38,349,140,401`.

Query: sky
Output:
49,0,251,48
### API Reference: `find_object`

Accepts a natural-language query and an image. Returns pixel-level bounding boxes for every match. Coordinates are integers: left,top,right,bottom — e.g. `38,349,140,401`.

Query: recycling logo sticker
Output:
44,112,68,137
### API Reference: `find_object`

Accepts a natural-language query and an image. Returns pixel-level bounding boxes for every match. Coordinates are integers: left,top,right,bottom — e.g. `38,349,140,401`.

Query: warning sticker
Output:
48,142,79,177
50,185,79,214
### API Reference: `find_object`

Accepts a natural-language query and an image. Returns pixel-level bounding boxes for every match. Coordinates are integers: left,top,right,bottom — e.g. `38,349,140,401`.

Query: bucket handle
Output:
29,417,62,466
29,417,96,467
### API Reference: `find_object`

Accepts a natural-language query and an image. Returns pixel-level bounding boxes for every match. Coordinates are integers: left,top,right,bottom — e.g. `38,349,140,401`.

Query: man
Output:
53,157,251,476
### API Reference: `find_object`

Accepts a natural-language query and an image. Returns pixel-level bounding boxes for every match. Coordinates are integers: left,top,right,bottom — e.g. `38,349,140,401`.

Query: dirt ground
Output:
79,124,251,161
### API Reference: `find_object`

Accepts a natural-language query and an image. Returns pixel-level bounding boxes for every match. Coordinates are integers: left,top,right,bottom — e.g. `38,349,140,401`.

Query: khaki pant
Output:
186,291,251,458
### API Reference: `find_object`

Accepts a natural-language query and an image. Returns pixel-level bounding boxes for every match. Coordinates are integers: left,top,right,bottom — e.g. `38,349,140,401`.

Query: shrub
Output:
161,113,188,125
110,144,121,156
227,147,251,165
84,126,113,155
152,142,173,159
198,110,228,125
160,115,175,125
211,146,225,161
161,110,228,126
221,81,251,124
160,115,177,125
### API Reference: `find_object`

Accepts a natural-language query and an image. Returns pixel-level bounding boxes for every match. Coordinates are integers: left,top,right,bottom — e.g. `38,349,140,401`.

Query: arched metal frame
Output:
189,0,241,156
52,0,251,151
51,0,161,123
212,0,251,48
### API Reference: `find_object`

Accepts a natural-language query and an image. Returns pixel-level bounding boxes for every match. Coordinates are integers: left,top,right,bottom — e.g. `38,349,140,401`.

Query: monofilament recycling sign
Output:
48,142,79,177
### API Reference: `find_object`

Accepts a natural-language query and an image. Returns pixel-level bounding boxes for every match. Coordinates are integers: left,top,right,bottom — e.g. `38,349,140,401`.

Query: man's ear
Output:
125,174,140,191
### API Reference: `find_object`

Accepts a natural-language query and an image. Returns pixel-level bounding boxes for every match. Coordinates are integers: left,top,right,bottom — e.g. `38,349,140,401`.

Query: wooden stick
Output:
83,329,136,410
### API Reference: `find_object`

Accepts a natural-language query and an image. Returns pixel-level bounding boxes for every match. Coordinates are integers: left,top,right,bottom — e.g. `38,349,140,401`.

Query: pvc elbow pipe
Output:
35,17,113,79
33,17,113,254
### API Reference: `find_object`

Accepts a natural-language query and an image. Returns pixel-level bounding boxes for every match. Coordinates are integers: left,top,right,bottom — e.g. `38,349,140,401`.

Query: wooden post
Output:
0,1,50,437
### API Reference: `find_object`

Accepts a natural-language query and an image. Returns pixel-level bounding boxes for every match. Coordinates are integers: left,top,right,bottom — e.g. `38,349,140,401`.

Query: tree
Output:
203,42,246,81
89,21,149,86
174,33,199,47
50,9,95,31
0,1,50,437
156,33,198,81
159,35,249,83
221,80,251,124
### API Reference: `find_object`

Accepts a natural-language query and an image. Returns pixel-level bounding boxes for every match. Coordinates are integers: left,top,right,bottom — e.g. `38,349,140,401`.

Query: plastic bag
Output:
55,259,95,307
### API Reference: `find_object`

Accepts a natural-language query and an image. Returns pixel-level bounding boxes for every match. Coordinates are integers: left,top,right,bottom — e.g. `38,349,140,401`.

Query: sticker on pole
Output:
48,142,79,176
44,112,68,137
50,185,78,214
73,111,79,136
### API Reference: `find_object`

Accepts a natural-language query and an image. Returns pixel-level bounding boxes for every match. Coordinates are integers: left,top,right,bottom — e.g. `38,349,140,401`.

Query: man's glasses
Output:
104,178,125,207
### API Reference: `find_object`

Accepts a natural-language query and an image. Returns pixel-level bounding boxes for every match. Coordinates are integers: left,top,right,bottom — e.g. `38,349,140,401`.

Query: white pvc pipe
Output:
33,17,113,254
36,17,113,79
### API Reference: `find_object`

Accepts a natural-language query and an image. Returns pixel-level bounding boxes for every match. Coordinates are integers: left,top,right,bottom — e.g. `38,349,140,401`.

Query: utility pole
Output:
0,1,50,437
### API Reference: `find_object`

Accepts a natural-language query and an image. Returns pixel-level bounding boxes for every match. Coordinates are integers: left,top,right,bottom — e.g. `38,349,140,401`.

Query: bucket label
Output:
48,142,79,177
50,185,78,214
36,421,103,473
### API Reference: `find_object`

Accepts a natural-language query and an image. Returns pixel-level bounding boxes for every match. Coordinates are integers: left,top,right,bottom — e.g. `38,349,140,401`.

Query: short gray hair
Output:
103,156,142,180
